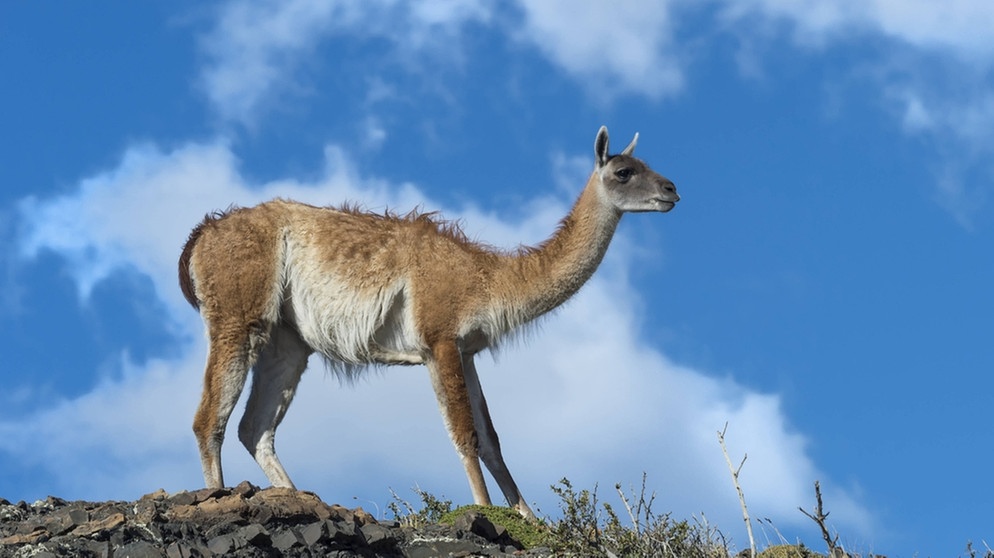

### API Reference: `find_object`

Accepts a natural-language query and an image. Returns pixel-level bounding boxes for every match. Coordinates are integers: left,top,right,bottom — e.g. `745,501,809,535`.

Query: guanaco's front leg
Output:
426,339,492,507
461,354,536,520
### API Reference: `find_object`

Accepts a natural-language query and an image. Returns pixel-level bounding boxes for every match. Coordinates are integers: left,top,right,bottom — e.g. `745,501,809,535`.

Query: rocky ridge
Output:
0,482,551,557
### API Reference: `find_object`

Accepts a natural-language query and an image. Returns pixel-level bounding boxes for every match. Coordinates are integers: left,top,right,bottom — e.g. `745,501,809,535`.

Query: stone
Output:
352,506,376,525
0,528,49,545
166,491,197,507
207,532,240,554
166,541,212,558
71,512,126,537
238,523,271,547
404,537,497,558
117,540,167,558
300,519,328,546
68,508,90,526
15,515,48,535
272,527,306,551
141,489,169,502
86,539,114,558
249,503,274,525
43,511,76,536
134,498,162,524
165,541,192,558
360,522,396,548
232,480,258,498
0,503,25,522
327,519,361,544
454,511,500,541
43,496,67,508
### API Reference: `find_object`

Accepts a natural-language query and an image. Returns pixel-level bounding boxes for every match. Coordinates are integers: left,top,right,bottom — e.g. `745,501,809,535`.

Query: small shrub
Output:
387,486,452,528
546,476,730,558
547,477,607,556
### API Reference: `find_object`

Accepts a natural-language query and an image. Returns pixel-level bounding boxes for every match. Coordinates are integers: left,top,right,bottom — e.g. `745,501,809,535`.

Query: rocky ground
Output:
0,482,553,557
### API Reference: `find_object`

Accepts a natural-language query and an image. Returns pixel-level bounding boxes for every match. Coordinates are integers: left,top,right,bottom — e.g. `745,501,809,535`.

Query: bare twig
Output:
757,516,788,547
615,472,657,542
616,482,639,536
799,480,842,557
718,422,756,558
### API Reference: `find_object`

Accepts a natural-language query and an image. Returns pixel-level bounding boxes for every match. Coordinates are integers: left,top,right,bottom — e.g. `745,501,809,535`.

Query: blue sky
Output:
2,1,992,556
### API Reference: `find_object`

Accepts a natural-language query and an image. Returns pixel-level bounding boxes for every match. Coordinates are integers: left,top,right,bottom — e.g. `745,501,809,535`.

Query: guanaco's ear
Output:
621,132,638,156
595,126,610,167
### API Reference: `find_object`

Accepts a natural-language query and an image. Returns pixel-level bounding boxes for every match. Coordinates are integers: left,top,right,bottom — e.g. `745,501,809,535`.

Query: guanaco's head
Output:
594,126,679,213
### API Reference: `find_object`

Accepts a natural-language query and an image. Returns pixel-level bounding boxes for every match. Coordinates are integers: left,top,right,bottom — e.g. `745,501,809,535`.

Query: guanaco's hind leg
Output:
193,319,270,489
427,340,492,507
237,323,311,489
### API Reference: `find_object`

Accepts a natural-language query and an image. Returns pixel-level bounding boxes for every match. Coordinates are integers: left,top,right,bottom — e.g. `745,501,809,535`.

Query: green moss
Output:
758,544,822,558
439,504,550,549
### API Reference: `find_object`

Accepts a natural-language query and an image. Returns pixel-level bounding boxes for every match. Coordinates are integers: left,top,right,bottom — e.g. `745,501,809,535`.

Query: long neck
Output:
487,172,621,332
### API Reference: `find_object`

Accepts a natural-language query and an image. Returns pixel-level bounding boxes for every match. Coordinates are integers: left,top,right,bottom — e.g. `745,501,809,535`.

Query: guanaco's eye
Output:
615,168,634,181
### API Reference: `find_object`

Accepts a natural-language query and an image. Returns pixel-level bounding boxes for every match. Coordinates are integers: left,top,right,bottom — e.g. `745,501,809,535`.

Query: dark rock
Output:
135,497,164,524
118,540,167,558
68,508,90,526
272,527,306,551
0,484,544,557
142,489,169,502
208,532,240,554
43,511,77,536
164,540,209,558
86,539,114,558
232,480,258,498
404,536,497,558
166,491,198,507
72,511,127,537
327,519,360,543
239,523,271,547
14,516,48,536
361,522,397,548
43,496,67,508
0,502,25,522
453,511,499,541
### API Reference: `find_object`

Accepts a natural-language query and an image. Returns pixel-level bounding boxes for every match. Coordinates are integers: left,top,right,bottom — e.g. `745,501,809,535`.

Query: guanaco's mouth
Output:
651,198,677,212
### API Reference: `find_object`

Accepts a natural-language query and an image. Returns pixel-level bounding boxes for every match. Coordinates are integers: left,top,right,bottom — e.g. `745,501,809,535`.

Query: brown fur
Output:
177,216,209,309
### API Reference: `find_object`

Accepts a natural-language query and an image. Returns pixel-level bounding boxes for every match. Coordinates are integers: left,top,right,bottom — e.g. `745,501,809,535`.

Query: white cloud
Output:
2,138,873,546
513,0,685,100
200,0,493,126
867,0,994,56
722,0,994,56
200,0,346,125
